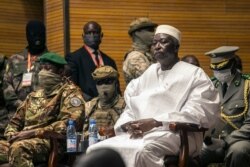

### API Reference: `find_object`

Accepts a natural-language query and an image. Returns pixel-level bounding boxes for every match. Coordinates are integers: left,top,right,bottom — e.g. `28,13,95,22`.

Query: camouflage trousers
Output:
0,138,50,167
0,140,9,163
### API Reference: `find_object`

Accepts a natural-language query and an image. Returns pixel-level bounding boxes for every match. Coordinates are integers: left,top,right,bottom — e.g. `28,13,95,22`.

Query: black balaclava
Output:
26,20,46,55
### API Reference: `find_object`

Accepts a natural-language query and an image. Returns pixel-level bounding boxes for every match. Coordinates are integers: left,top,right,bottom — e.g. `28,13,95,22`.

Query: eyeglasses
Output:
96,78,115,85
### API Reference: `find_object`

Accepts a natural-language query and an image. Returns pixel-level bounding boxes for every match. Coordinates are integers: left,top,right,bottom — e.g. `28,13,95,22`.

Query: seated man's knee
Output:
227,141,247,156
9,141,27,158
136,143,153,161
137,142,165,161
0,140,9,163
226,141,250,164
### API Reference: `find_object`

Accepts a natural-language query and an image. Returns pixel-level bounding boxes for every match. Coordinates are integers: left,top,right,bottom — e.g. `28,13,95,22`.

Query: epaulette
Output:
242,74,250,80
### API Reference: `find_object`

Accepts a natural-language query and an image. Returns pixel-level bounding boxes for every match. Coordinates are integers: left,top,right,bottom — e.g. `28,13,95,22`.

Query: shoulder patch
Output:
70,97,82,107
242,74,250,80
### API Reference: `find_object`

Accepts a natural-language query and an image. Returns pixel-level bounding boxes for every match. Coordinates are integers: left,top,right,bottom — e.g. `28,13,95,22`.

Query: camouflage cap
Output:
128,17,157,35
39,52,67,65
205,46,239,70
92,66,119,80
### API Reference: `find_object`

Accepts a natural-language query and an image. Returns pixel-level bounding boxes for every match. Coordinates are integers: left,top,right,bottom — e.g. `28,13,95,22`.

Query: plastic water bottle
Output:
67,119,77,152
88,118,98,146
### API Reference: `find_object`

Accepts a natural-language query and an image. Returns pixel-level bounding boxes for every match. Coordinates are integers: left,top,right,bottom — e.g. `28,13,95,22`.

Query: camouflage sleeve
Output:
38,85,85,135
123,51,151,84
4,98,27,139
3,60,22,109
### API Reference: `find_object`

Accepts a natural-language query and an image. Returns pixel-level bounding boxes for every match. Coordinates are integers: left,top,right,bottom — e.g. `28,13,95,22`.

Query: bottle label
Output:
89,136,98,146
67,139,77,152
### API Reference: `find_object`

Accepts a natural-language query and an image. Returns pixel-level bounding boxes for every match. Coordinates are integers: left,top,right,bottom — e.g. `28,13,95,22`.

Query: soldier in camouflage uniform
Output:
0,52,85,167
3,20,47,121
84,66,125,139
200,46,250,167
0,54,8,139
123,17,157,84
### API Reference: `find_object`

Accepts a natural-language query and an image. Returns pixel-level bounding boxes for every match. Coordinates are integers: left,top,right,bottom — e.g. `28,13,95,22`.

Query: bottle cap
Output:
89,118,96,124
68,119,74,125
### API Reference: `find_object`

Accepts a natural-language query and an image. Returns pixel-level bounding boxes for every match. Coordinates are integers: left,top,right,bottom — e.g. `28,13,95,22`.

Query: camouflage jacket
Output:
83,95,125,138
3,48,47,112
123,50,154,84
4,81,85,140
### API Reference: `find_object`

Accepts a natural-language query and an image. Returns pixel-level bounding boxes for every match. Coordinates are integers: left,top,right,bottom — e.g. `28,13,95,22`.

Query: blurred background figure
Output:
2,20,47,139
123,17,157,85
0,53,7,139
181,54,200,67
66,21,120,101
74,148,126,167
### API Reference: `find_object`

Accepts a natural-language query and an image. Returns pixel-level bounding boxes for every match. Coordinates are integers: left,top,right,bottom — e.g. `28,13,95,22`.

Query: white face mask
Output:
213,69,233,83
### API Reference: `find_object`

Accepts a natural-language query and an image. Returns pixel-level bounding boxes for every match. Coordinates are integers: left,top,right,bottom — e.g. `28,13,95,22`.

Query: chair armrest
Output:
42,131,66,140
168,122,207,167
41,131,66,167
169,122,208,132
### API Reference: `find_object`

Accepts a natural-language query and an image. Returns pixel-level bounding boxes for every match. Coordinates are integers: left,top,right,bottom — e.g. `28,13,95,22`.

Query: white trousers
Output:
87,130,201,167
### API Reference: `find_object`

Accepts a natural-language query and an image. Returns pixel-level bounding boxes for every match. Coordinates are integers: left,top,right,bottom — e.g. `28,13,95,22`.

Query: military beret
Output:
128,17,157,35
205,46,239,70
39,52,67,65
92,66,118,80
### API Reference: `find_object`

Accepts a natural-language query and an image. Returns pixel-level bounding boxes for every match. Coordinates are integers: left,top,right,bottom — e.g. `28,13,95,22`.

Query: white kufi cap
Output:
155,25,181,43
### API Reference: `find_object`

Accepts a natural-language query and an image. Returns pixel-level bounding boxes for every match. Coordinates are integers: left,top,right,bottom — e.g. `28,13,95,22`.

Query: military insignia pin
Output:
70,97,81,107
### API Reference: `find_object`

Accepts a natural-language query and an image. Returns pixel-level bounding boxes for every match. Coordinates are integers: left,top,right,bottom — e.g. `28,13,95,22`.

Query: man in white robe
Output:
87,25,220,167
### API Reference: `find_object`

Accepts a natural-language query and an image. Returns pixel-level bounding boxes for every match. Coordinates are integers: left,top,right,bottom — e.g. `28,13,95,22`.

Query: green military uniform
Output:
212,73,250,138
3,48,47,116
123,17,157,84
0,52,85,167
0,54,8,139
83,66,125,139
201,46,250,167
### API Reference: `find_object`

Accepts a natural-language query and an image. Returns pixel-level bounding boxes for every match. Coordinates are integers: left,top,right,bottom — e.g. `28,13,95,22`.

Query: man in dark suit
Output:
66,21,120,101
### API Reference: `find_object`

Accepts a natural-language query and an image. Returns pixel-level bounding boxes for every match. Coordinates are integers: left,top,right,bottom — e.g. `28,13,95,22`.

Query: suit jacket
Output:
65,46,120,101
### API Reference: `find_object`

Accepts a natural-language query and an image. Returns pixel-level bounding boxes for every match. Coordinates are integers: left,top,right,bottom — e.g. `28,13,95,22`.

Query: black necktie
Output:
222,83,228,97
93,51,99,66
